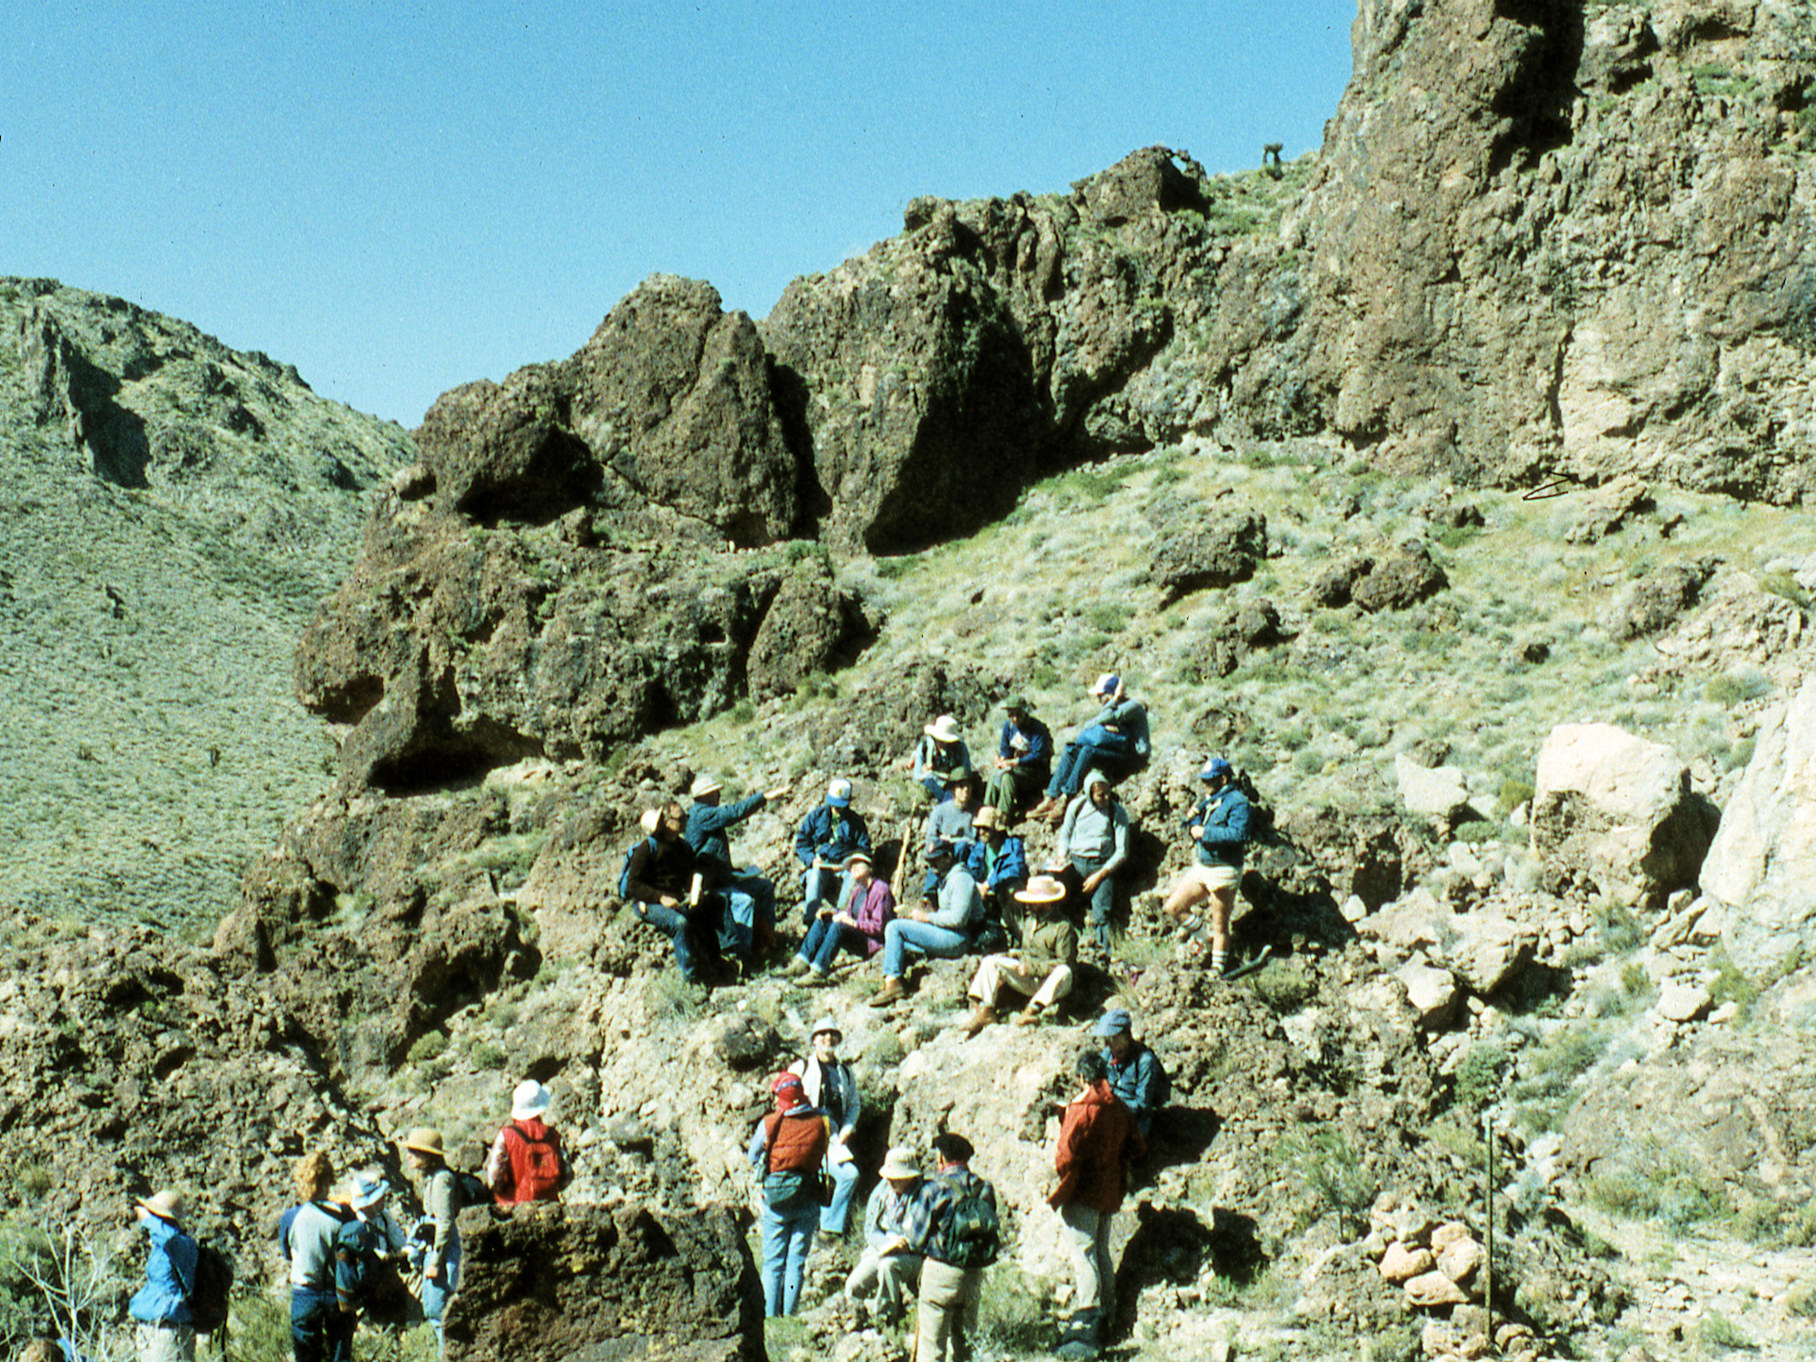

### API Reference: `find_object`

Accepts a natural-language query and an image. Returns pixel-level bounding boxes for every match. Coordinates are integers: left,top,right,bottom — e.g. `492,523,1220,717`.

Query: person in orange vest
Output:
747,1071,829,1316
484,1080,571,1205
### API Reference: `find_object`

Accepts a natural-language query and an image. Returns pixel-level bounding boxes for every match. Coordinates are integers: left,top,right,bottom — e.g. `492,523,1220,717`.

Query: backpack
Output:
335,1221,418,1327
451,1168,495,1211
185,1242,233,1335
504,1121,567,1201
935,1180,1001,1270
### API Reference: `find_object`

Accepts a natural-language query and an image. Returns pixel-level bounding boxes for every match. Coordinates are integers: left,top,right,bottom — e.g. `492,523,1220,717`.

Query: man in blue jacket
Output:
794,778,872,926
1162,757,1252,975
962,805,1027,947
686,773,791,969
1029,675,1150,823
129,1190,198,1362
985,696,1052,821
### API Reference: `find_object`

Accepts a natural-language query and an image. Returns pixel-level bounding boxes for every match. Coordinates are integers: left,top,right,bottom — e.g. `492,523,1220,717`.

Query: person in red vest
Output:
484,1080,571,1205
747,1071,829,1317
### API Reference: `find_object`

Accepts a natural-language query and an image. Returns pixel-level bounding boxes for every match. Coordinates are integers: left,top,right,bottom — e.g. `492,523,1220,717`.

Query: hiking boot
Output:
869,978,905,1008
803,966,834,987
1014,1003,1044,1028
782,956,811,977
955,1004,996,1038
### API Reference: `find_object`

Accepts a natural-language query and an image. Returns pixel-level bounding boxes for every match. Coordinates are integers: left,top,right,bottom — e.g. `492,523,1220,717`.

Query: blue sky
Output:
4,2,1355,426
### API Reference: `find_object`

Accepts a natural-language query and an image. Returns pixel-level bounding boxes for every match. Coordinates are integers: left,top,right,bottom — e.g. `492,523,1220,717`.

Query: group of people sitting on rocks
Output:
626,671,1256,996
120,1078,570,1362
750,1007,1167,1359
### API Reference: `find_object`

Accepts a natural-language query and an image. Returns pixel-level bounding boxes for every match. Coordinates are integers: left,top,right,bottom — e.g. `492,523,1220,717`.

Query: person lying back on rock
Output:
870,839,983,1008
956,873,1076,1037
1053,772,1130,956
624,802,726,985
960,804,1028,947
986,695,1052,822
794,778,873,927
1096,1010,1167,1139
1029,674,1150,823
909,713,974,804
843,1146,925,1325
788,1016,862,1238
788,850,894,983
1161,757,1252,976
686,772,790,967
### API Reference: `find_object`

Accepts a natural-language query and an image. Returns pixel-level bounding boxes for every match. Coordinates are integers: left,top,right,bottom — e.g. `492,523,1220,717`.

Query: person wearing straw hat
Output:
748,1071,830,1316
401,1128,461,1358
959,804,1028,947
129,1190,198,1361
955,873,1077,1038
686,772,792,970
843,1146,926,1324
484,1080,571,1205
794,778,873,925
985,695,1053,822
788,849,895,983
788,1017,862,1236
909,714,974,803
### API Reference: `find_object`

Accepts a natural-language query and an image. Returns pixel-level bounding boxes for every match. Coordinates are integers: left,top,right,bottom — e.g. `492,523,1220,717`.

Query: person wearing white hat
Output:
843,1147,925,1323
129,1190,198,1361
787,1018,862,1236
484,1080,571,1205
794,778,873,925
333,1174,411,1327
955,873,1076,1038
909,714,974,804
1028,675,1150,823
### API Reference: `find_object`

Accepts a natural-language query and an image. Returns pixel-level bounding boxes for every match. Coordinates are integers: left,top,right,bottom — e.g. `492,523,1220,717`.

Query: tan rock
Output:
1404,1269,1471,1307
1379,1241,1436,1284
1437,1234,1485,1287
1429,1220,1471,1253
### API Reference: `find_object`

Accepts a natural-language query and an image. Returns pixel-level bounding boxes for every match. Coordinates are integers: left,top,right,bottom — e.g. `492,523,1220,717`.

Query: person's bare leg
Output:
1208,886,1236,972
1164,876,1210,933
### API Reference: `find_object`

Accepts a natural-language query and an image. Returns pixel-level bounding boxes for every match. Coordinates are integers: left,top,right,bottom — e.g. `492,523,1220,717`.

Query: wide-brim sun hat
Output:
136,1190,185,1223
972,806,1002,831
810,1015,842,1042
402,1127,445,1158
845,849,874,869
512,1079,553,1121
880,1146,921,1180
925,714,962,744
1014,874,1068,905
690,773,722,799
639,808,662,835
1003,695,1028,713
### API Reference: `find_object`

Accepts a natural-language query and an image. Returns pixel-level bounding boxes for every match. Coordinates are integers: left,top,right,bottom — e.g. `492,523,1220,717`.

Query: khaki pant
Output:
1058,1202,1114,1317
969,955,1072,1010
915,1258,982,1362
846,1246,923,1321
137,1323,196,1362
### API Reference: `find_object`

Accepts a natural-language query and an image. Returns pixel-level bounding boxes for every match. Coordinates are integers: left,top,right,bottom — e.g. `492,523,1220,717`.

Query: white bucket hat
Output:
511,1079,553,1121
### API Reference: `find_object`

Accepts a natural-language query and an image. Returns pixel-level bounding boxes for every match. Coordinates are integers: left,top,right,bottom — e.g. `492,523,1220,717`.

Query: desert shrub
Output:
1496,778,1534,814
1282,1128,1378,1235
0,1219,131,1360
1592,899,1645,953
1759,570,1810,610
873,555,917,581
1451,1044,1510,1113
1699,1312,1753,1351
1249,960,1312,1012
406,1031,449,1065
1586,1140,1728,1232
975,1262,1048,1352
469,1041,508,1071
1510,1022,1607,1134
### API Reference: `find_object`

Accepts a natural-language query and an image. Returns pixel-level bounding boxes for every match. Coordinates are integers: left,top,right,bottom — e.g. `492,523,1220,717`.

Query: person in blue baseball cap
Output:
1161,757,1253,975
1093,1009,1167,1138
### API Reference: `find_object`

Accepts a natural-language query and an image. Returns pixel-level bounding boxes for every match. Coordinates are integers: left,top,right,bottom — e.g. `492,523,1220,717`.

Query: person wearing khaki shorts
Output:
1161,757,1252,975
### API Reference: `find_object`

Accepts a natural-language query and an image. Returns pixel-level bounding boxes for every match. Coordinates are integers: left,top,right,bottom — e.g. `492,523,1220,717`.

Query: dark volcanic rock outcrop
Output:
446,1202,762,1362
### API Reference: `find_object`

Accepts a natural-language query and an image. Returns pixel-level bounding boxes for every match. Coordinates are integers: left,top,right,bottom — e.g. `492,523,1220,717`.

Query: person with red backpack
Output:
484,1080,571,1205
746,1072,829,1317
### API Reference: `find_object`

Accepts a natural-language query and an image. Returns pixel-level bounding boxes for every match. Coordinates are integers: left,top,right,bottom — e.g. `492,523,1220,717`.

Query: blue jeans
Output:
1067,855,1116,950
881,919,969,978
420,1239,460,1361
822,1154,860,1235
719,872,776,957
1046,729,1136,798
800,867,849,926
635,899,722,983
800,917,869,972
760,1194,819,1315
291,1287,354,1362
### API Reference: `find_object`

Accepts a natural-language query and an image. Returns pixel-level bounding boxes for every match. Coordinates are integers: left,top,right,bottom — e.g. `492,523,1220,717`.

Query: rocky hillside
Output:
0,278,409,924
4,2,1816,1360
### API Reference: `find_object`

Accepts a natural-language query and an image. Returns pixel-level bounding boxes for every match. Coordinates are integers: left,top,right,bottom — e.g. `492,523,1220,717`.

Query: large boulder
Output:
1529,723,1718,903
1704,677,1816,976
446,1201,763,1362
